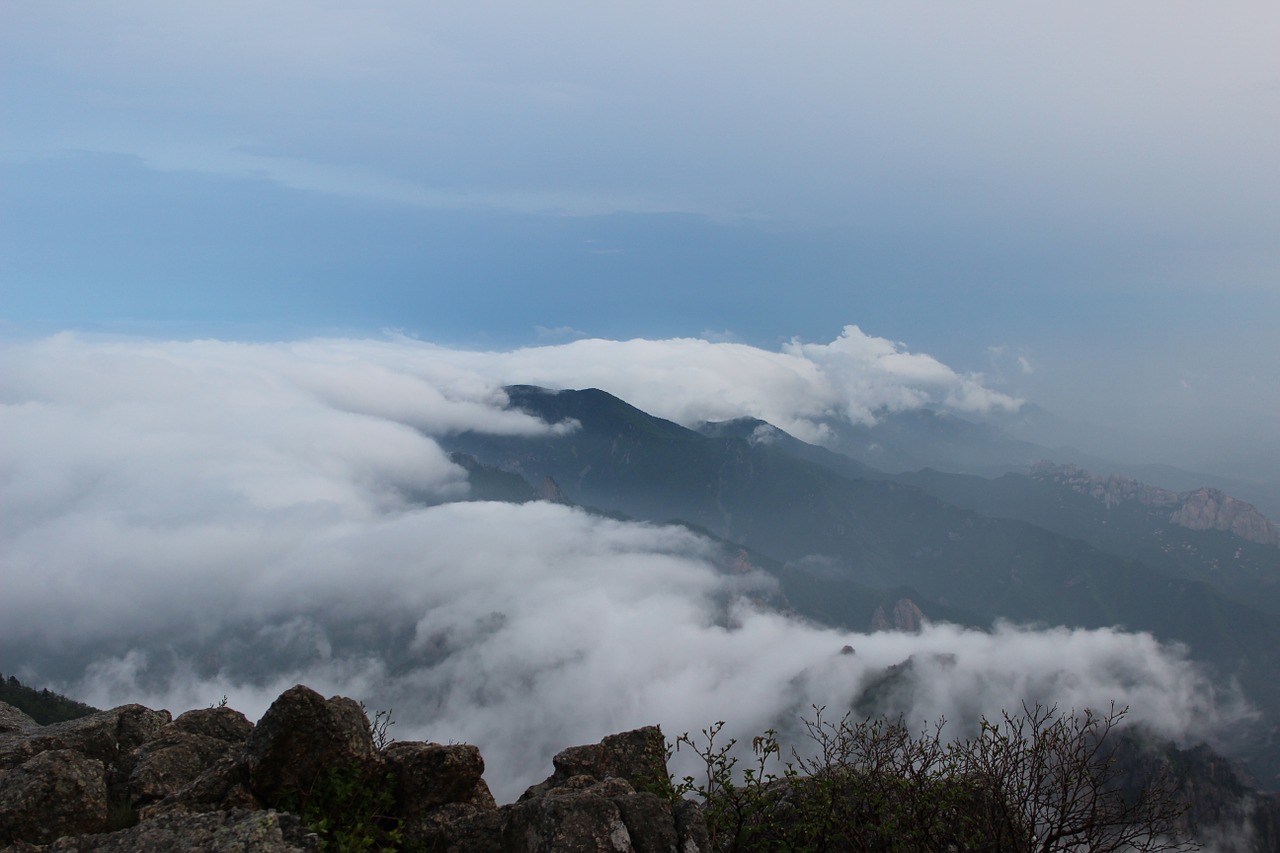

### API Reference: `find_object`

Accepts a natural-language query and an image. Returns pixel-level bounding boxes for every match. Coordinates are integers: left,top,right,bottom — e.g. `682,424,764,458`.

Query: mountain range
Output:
442,385,1280,789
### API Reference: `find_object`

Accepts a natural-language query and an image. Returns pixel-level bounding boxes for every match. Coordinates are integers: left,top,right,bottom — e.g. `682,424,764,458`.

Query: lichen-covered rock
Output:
384,741,496,814
0,749,108,845
138,753,260,820
0,703,37,737
524,726,669,802
1172,487,1280,545
673,799,709,853
127,729,239,807
31,808,320,852
401,802,506,853
243,685,375,807
0,689,708,853
0,705,171,776
172,707,254,744
613,791,679,853
506,779,636,853
512,727,702,853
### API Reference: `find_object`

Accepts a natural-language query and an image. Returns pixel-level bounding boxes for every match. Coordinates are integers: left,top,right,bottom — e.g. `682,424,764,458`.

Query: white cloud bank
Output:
1,332,1242,802
411,324,1021,443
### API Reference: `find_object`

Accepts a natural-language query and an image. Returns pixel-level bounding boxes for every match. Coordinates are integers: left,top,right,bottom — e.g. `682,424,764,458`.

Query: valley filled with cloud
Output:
1,332,1250,801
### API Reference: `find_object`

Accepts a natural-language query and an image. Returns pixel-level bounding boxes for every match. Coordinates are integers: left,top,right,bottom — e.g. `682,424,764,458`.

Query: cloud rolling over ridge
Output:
0,333,1244,801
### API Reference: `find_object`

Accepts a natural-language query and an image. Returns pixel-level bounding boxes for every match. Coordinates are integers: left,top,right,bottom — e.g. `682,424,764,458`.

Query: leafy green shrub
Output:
105,789,139,833
670,704,1190,853
280,761,404,853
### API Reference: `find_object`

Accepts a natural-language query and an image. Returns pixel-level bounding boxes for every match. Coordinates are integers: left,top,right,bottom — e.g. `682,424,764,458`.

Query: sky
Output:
2,1,1278,476
0,1,1277,811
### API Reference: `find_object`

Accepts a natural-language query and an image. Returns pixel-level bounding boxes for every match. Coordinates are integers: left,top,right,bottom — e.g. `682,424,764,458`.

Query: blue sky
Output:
2,1,1278,474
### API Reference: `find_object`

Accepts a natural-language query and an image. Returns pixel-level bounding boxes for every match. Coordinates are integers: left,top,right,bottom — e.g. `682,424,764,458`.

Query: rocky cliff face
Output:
0,686,705,853
1031,461,1280,547
1171,487,1280,545
1111,735,1280,852
868,598,927,633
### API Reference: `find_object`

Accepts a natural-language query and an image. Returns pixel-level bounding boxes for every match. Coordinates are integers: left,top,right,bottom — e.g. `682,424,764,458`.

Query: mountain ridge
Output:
442,384,1280,788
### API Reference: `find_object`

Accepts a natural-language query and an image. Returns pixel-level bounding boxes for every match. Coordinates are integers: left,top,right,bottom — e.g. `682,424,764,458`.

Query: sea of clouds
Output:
0,331,1247,801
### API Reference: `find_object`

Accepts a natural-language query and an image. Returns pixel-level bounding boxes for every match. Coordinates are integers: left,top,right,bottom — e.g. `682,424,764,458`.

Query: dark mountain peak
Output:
696,417,791,447
502,385,696,443
696,414,762,435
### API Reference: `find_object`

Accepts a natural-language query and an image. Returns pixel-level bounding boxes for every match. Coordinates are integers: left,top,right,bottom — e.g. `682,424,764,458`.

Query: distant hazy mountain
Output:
443,385,1280,787
820,407,1047,475
815,402,1280,519
894,464,1280,615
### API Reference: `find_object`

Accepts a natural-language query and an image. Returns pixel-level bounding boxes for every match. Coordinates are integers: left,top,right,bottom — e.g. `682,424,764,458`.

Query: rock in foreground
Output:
0,689,704,852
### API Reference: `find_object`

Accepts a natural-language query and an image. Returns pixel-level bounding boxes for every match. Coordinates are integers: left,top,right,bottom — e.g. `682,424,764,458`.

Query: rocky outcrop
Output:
0,701,174,847
506,777,648,853
493,727,691,853
540,476,571,504
522,727,668,799
0,687,705,853
1172,487,1280,546
10,809,320,853
0,705,36,737
401,725,700,853
1110,735,1280,853
1031,461,1280,546
869,598,927,633
0,749,108,845
8,683,1280,852
119,705,253,812
243,686,375,808
385,742,495,814
0,704,171,774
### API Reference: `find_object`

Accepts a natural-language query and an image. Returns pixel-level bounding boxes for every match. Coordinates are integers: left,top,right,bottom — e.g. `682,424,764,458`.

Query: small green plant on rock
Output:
281,762,404,853
670,721,790,850
359,703,397,751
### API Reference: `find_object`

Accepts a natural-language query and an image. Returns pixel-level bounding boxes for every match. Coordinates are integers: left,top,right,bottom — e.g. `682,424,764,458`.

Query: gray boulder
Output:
138,754,259,820
28,808,319,852
673,800,709,853
512,728,704,853
522,726,669,801
0,687,705,853
0,705,171,776
126,729,240,808
0,749,108,845
613,790,680,853
384,741,496,814
243,685,375,808
505,777,637,853
172,707,254,744
0,703,36,737
401,802,507,853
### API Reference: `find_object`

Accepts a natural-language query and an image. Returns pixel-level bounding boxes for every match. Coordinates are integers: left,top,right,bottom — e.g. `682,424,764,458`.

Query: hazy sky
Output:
2,1,1278,474
3,7,1278,811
